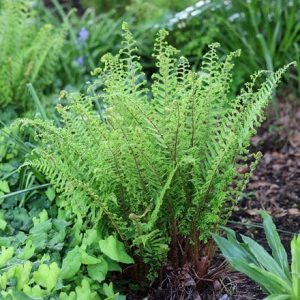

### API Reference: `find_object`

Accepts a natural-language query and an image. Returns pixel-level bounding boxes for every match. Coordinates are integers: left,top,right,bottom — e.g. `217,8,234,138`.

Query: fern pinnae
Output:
147,164,178,230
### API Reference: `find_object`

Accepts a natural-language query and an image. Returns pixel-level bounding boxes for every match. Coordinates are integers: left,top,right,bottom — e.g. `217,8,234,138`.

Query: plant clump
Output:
15,23,293,283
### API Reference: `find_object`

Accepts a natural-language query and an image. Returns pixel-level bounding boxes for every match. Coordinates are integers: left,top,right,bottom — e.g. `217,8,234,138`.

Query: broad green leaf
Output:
87,259,108,283
99,236,134,264
6,264,16,278
82,229,98,248
103,282,114,297
15,261,32,290
0,272,8,290
291,234,300,298
102,282,121,299
0,246,14,267
75,279,98,300
29,219,52,249
4,290,32,300
0,180,10,193
106,257,122,272
60,291,76,300
18,240,35,260
23,284,47,298
80,248,102,265
45,187,56,201
32,209,48,225
0,217,6,230
33,262,60,292
61,247,81,279
260,210,289,278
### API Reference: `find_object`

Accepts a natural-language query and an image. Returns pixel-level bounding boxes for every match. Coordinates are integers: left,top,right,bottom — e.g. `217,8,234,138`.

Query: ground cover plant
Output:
38,0,196,91
0,127,129,299
0,0,64,111
13,23,293,293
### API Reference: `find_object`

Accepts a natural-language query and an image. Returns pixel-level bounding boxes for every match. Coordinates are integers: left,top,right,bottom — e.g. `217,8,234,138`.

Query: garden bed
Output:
128,98,300,300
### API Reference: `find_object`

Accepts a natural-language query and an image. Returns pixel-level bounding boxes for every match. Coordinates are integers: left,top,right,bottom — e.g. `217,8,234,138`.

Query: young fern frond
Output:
15,24,293,280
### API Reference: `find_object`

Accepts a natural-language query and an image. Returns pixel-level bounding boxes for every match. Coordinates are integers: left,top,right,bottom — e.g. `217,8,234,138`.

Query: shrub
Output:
214,211,300,300
15,23,292,281
0,0,64,110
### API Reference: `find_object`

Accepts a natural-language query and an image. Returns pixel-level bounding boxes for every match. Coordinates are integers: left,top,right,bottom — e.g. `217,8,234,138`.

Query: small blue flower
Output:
76,56,84,65
78,27,89,43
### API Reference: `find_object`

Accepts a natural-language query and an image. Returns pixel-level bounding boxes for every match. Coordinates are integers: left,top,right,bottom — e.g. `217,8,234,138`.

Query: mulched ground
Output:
232,97,300,247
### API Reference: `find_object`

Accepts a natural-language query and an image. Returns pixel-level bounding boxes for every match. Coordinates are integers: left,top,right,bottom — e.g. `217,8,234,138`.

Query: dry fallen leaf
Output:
287,208,300,216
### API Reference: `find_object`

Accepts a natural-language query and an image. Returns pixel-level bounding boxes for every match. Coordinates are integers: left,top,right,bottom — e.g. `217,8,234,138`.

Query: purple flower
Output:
78,27,89,43
76,56,84,65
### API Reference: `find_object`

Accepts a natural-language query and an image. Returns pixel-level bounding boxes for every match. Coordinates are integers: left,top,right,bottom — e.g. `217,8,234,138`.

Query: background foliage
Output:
0,0,64,111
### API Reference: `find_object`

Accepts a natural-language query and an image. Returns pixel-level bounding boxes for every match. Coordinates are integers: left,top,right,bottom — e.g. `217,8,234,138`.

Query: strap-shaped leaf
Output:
213,233,253,263
231,261,291,295
291,234,300,299
242,235,290,282
265,294,291,300
260,210,290,278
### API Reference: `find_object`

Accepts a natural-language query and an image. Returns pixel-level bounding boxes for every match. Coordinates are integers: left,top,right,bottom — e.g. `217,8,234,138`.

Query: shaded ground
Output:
232,98,300,248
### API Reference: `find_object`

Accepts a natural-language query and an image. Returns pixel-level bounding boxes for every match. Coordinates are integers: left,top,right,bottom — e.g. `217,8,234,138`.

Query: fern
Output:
15,23,293,281
0,0,64,110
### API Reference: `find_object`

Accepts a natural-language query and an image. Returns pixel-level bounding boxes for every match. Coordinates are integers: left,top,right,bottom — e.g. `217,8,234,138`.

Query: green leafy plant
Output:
38,0,179,89
15,23,292,282
0,0,64,110
0,126,129,299
171,0,300,94
0,198,129,299
214,210,300,300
